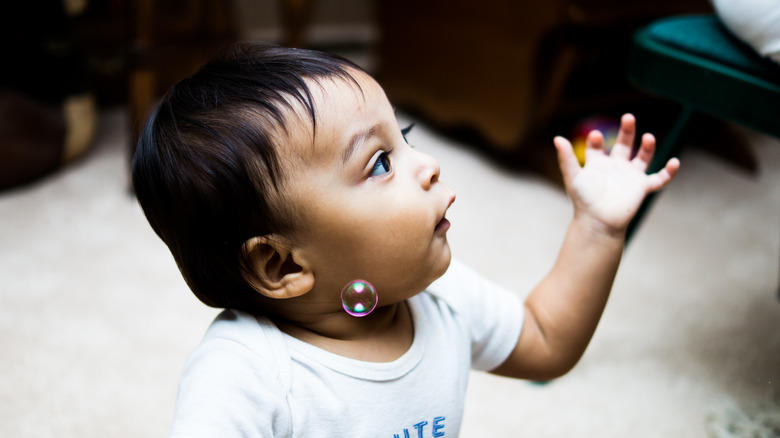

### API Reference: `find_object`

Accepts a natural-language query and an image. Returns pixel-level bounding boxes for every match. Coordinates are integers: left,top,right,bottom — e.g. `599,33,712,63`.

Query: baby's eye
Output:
370,151,391,177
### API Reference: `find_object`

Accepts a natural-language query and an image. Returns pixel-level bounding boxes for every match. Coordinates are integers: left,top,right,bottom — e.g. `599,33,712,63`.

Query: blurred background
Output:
1,0,725,192
3,1,780,437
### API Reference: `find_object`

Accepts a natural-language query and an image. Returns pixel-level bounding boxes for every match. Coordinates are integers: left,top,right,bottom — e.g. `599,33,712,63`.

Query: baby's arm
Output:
492,114,679,381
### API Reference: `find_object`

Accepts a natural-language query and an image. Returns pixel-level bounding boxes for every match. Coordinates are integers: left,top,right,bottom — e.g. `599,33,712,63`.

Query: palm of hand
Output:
570,148,653,231
554,114,680,234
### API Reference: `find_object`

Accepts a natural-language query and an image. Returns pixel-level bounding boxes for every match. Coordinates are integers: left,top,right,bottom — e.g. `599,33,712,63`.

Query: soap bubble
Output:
341,280,377,317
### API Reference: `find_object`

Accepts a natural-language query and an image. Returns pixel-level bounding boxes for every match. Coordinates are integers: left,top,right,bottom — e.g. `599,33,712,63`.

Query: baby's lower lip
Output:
435,218,451,232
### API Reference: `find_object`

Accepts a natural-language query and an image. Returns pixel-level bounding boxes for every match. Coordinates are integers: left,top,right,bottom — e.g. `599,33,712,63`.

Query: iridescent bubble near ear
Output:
341,280,378,317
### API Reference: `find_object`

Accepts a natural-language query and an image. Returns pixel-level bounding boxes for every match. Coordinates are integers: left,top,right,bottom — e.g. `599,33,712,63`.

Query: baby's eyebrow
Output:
342,123,383,164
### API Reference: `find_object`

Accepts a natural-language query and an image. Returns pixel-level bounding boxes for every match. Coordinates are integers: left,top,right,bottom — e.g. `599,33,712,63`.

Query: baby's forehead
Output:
308,70,372,113
278,71,377,158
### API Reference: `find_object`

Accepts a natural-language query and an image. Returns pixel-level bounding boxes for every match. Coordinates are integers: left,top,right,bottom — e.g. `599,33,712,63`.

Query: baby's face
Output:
281,69,456,309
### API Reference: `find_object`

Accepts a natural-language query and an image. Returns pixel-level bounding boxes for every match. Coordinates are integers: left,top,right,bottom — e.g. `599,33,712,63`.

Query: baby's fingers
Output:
646,158,681,193
611,114,636,160
584,130,606,163
632,133,657,171
554,136,581,185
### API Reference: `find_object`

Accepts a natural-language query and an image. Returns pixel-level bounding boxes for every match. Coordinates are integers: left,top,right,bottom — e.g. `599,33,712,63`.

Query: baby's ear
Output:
240,235,314,300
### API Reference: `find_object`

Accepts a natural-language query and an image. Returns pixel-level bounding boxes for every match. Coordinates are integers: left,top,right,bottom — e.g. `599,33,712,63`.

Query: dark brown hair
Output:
132,42,361,313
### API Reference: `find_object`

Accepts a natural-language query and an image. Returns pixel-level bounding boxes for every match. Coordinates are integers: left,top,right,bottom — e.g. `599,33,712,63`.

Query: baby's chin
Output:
427,249,453,286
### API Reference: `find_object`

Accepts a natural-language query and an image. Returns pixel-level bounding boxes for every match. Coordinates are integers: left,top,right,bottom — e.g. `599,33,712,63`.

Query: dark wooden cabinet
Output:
376,0,712,153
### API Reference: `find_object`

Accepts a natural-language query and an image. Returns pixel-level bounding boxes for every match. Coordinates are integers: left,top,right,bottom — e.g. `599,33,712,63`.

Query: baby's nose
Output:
417,150,441,190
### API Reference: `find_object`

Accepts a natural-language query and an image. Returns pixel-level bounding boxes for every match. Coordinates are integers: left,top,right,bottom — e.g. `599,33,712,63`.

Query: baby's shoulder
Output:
172,311,292,435
426,259,497,309
425,259,522,321
183,310,292,394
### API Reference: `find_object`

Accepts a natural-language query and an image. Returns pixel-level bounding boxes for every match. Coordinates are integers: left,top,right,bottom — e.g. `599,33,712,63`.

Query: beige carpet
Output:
1,108,778,437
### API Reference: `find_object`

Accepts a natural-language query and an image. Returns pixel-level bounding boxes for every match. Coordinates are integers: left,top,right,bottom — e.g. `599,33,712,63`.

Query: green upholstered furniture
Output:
625,14,780,241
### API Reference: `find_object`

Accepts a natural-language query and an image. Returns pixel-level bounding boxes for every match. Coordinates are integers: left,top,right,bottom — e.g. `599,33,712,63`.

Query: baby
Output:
132,42,679,437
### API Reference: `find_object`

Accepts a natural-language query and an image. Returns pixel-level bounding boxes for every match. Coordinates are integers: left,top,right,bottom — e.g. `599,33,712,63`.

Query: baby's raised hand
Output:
554,114,680,235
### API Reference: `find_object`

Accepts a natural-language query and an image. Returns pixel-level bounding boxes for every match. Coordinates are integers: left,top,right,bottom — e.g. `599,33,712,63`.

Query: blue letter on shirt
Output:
413,421,428,437
432,417,445,437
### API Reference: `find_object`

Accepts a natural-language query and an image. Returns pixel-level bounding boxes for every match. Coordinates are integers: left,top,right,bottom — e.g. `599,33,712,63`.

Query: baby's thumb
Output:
554,136,580,185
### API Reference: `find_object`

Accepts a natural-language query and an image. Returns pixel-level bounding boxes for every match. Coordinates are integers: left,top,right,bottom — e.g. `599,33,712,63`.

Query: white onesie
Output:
169,259,525,437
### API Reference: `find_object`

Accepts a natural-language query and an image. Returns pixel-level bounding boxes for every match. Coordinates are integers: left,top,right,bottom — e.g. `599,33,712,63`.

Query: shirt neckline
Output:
274,294,427,381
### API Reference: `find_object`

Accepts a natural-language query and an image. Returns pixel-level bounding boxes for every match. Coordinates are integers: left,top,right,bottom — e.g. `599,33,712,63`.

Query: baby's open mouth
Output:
435,217,451,232
435,194,455,233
